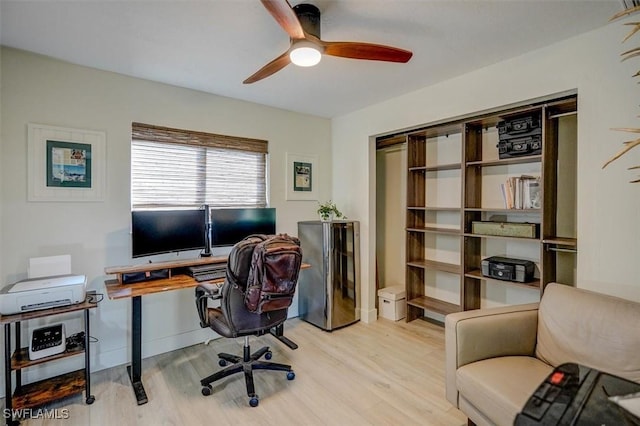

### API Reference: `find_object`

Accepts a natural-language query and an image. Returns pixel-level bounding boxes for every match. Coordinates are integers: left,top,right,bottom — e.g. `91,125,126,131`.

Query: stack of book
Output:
500,175,540,209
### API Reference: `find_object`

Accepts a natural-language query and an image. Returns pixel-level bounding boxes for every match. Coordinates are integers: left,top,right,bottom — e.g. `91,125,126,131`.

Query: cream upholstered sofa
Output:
445,282,640,426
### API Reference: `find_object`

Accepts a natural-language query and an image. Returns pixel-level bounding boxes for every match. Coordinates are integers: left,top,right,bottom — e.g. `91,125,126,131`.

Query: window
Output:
131,123,268,209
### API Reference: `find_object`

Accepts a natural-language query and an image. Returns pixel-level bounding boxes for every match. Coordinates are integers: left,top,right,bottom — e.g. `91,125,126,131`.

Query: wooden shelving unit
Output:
2,294,98,424
462,233,540,242
466,155,542,167
405,127,467,321
407,226,460,235
406,259,461,274
464,269,541,291
398,94,578,323
464,208,541,213
11,346,86,370
12,369,86,410
542,237,577,247
406,295,460,316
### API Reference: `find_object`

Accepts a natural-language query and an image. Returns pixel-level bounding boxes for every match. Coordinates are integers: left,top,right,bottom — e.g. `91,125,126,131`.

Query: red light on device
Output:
550,371,565,385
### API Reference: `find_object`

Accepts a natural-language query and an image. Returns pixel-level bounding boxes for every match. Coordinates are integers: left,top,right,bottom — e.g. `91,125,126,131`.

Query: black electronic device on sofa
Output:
515,363,640,425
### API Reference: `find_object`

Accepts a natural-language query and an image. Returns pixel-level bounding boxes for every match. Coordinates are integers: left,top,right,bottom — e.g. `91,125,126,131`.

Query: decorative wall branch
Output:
604,6,640,183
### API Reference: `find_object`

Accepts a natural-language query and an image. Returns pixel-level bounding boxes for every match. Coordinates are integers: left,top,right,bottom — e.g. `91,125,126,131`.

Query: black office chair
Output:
194,235,302,407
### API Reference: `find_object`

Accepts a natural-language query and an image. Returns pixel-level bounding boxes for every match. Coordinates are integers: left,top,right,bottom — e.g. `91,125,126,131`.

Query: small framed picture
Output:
286,153,317,201
46,140,92,188
293,161,312,192
28,123,106,202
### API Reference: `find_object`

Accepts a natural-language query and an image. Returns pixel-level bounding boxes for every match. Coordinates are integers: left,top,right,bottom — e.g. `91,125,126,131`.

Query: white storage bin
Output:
377,285,406,321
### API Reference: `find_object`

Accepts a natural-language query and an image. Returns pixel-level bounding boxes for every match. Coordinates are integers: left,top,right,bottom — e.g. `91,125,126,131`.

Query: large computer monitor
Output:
210,207,276,247
131,208,207,258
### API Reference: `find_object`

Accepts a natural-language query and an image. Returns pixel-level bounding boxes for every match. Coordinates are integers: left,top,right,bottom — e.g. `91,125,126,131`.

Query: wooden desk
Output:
105,256,227,405
105,273,223,299
104,257,307,406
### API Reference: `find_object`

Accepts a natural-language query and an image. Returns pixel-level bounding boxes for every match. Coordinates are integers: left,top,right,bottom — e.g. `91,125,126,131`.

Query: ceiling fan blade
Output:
243,51,291,84
260,0,305,40
323,41,413,63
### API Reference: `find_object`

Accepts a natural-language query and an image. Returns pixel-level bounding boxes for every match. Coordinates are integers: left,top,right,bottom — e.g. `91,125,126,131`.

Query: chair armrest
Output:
195,283,222,328
444,303,539,407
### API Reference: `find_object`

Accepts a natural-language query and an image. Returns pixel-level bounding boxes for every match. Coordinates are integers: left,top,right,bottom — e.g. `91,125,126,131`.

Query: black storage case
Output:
497,113,540,135
496,112,542,158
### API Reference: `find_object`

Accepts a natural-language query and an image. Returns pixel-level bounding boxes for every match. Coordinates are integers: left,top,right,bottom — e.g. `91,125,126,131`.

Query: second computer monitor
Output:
210,207,276,247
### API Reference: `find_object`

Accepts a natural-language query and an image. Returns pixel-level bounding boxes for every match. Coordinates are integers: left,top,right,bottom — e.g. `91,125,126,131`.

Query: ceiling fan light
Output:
289,42,322,67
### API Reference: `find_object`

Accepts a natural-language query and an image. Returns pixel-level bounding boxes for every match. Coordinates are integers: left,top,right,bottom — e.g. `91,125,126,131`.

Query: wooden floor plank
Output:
6,317,467,426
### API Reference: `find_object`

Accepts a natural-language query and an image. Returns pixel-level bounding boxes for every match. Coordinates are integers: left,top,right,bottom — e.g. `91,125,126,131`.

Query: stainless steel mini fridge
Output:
297,220,360,330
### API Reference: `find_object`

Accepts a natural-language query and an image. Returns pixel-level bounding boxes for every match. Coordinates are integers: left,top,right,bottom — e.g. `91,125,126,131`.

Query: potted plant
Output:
317,200,345,222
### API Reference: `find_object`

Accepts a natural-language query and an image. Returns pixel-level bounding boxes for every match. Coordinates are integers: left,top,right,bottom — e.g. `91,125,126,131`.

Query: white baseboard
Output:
360,308,378,323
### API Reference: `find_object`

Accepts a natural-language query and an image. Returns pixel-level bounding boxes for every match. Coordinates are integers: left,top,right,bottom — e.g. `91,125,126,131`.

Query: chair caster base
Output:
249,396,259,407
202,384,213,396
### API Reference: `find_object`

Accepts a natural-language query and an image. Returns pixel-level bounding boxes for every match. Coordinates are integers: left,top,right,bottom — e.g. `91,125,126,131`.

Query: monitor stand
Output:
201,220,212,257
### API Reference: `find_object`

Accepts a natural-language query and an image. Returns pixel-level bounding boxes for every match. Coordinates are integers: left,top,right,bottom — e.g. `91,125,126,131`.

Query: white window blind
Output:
131,123,268,209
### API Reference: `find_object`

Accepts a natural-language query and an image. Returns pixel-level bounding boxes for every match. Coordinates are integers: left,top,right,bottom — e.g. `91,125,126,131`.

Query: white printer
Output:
0,274,87,315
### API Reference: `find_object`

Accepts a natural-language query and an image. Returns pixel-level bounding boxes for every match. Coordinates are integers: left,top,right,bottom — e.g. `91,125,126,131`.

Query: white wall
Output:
0,44,4,397
375,146,406,290
0,47,332,395
5,17,640,396
333,21,640,321
0,44,3,285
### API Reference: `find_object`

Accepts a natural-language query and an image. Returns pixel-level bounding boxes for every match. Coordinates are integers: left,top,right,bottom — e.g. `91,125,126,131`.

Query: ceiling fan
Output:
243,0,413,84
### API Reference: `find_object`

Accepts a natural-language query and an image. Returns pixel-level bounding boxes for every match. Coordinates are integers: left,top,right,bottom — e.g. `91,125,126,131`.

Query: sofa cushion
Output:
457,356,552,426
536,283,640,382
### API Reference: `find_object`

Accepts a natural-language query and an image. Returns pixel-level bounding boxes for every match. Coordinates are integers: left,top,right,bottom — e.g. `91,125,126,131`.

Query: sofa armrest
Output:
444,303,539,407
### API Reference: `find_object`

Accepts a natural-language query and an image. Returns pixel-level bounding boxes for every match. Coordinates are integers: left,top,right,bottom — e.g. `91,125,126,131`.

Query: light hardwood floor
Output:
10,317,467,426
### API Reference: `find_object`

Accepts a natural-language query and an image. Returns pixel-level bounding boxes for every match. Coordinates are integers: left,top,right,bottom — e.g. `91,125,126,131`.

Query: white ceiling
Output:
0,0,622,118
